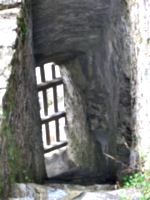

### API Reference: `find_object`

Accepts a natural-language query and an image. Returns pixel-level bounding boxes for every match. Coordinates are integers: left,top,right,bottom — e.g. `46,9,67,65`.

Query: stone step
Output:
8,183,143,200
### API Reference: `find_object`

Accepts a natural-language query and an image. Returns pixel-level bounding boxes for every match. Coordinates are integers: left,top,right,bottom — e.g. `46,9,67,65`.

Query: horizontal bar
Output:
37,78,63,91
44,141,68,153
41,111,66,124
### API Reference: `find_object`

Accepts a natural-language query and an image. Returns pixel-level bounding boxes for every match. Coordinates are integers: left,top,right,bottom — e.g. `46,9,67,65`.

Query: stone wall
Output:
32,0,132,180
127,0,150,170
0,0,149,197
0,7,20,120
0,1,46,198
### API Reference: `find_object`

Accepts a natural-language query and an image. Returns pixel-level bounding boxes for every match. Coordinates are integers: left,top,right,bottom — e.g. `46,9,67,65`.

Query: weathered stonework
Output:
0,2,46,198
0,0,150,197
0,7,19,120
32,0,132,180
7,183,143,200
126,0,150,171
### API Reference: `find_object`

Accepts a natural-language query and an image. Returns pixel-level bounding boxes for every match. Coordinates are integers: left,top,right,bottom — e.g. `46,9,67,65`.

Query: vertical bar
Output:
65,116,67,126
52,65,58,112
40,65,48,115
52,64,58,112
40,65,50,145
40,65,46,81
52,64,60,141
55,120,60,141
63,83,67,126
45,123,50,145
53,86,58,112
52,64,56,79
43,91,48,116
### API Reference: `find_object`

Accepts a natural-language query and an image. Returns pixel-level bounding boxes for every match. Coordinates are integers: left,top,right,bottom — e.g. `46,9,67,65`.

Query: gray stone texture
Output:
8,183,143,200
0,0,150,198
32,0,131,179
0,7,19,119
0,2,46,198
128,0,150,171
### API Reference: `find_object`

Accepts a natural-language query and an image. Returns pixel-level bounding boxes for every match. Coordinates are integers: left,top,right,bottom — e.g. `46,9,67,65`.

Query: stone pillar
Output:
60,49,119,180
0,1,46,198
128,0,150,171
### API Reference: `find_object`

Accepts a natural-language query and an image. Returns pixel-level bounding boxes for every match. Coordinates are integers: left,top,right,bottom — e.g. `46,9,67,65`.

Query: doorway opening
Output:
36,63,67,149
36,63,69,177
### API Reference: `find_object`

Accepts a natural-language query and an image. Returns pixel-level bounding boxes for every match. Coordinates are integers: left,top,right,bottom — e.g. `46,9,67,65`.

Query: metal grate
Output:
36,63,67,153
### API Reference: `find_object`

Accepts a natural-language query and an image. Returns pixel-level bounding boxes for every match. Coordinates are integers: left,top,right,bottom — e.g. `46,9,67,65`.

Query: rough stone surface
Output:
45,147,75,178
0,2,46,198
8,183,143,200
32,0,132,179
0,7,19,119
127,0,150,171
0,0,150,198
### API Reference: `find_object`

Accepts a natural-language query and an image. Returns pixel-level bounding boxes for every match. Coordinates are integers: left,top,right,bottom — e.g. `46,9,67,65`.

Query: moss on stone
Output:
0,2,37,198
18,15,27,45
69,130,99,172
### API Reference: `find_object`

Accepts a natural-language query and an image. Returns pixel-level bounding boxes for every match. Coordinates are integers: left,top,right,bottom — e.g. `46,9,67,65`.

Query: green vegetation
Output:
0,2,31,198
22,170,32,182
18,16,27,44
18,6,28,45
123,166,150,199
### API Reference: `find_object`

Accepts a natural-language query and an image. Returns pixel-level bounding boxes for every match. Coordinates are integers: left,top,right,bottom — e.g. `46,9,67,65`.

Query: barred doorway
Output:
36,63,67,154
